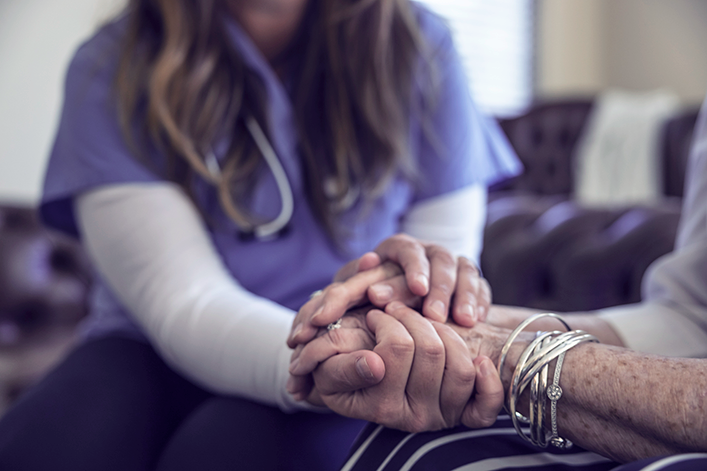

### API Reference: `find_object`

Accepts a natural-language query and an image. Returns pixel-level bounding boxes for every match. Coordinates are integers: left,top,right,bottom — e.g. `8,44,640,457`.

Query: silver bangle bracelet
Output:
517,331,598,394
530,335,550,447
547,351,572,448
497,313,571,383
508,332,551,438
501,313,599,449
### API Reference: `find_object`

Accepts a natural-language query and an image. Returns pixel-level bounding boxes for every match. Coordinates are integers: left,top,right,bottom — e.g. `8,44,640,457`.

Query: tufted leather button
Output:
0,205,90,346
496,100,594,196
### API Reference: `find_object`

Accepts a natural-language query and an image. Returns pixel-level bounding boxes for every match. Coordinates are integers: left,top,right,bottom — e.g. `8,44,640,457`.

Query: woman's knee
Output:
0,337,208,471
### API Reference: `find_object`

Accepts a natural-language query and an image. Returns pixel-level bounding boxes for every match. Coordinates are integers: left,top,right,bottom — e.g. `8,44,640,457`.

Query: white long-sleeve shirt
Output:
599,98,707,358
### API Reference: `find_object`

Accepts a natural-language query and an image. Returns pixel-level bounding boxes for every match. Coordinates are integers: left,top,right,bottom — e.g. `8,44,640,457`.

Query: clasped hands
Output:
287,234,508,433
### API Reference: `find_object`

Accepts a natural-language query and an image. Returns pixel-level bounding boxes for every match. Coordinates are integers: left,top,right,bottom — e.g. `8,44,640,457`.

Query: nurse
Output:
0,0,519,470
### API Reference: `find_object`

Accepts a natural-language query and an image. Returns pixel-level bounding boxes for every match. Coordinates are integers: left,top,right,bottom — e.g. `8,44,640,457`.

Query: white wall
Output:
0,0,124,203
536,0,606,97
604,0,707,104
537,0,707,105
3,0,707,202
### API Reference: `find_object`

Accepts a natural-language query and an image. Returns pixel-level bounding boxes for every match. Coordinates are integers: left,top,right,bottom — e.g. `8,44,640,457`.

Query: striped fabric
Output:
614,454,707,471
340,416,707,471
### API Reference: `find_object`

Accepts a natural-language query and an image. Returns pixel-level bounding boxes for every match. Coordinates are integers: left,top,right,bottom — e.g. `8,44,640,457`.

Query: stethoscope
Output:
206,116,294,240
205,115,359,240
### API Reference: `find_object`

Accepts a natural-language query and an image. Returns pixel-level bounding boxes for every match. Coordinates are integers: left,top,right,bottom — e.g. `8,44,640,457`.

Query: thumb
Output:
461,356,505,428
313,350,385,395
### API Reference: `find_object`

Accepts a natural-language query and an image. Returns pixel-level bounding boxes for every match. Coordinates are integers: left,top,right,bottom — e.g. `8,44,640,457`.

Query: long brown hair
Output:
115,0,434,238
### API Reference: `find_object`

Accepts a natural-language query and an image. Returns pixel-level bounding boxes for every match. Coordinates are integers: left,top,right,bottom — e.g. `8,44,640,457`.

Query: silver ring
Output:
327,319,343,331
309,290,323,300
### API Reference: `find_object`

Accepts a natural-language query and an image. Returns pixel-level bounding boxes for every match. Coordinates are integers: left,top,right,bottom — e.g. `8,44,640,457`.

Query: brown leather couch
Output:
482,99,699,312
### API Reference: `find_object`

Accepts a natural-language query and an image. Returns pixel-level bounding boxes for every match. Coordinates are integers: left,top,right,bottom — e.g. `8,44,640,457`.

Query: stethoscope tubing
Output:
206,116,295,240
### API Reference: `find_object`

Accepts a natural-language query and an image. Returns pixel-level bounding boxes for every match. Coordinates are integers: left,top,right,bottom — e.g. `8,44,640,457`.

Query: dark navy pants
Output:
0,336,365,471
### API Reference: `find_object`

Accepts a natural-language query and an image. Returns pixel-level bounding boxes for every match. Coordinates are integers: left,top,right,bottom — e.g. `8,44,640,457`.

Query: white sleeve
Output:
597,176,707,358
400,184,487,264
75,182,316,412
598,300,707,358
599,97,707,358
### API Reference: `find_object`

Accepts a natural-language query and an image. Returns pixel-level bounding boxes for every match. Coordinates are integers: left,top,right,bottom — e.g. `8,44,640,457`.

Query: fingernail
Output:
459,303,475,323
356,357,375,381
416,274,429,293
370,284,393,302
479,358,495,378
477,305,487,321
288,358,300,374
311,306,324,323
430,300,445,320
290,323,303,341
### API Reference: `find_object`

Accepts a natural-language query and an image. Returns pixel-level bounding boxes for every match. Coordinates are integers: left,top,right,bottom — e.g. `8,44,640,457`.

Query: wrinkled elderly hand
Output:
311,303,505,432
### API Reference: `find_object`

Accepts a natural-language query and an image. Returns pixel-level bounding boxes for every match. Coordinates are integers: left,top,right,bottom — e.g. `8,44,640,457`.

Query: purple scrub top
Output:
40,4,521,340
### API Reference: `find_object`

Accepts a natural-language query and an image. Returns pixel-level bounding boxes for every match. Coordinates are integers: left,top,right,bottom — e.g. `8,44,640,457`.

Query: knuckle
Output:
400,235,423,252
385,233,414,251
458,257,480,274
325,281,342,293
388,334,415,358
393,233,414,244
417,338,445,361
453,366,477,388
326,283,348,300
429,246,455,266
434,282,453,297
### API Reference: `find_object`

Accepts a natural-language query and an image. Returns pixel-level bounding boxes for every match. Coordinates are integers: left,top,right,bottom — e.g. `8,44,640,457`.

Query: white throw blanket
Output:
575,89,680,206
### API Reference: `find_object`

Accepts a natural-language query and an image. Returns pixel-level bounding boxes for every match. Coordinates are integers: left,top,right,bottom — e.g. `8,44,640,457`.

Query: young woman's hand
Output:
311,303,504,431
287,261,402,350
287,234,491,350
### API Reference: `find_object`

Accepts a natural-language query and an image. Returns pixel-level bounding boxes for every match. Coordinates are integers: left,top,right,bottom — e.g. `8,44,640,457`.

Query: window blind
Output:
418,0,534,118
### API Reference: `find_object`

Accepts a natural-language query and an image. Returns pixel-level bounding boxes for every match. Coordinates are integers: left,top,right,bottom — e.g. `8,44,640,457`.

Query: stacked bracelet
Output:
497,313,599,449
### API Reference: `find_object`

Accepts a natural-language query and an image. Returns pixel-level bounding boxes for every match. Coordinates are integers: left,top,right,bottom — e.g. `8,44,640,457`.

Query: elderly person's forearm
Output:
456,322,707,463
548,343,707,462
